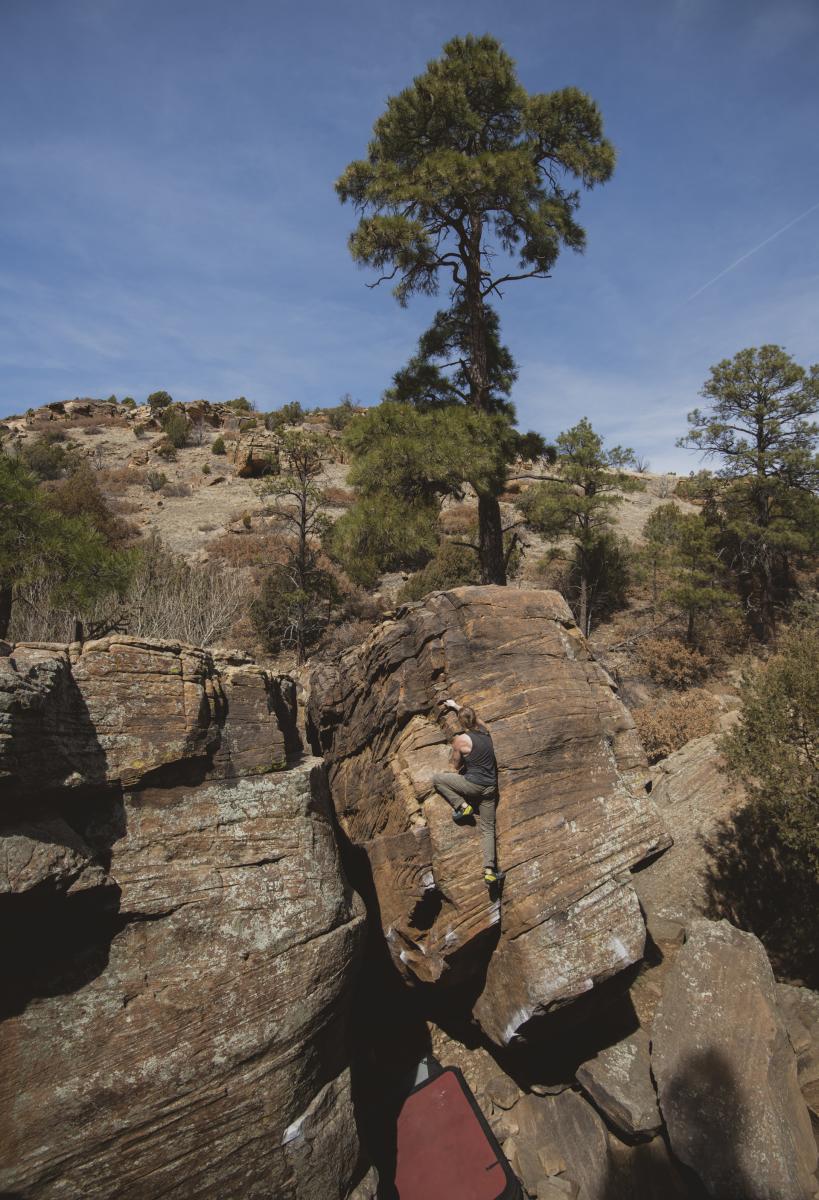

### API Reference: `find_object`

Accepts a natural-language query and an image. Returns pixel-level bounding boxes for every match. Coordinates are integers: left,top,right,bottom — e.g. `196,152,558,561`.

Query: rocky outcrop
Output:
652,919,817,1199
232,429,281,477
0,639,366,1199
632,723,746,926
309,587,670,1046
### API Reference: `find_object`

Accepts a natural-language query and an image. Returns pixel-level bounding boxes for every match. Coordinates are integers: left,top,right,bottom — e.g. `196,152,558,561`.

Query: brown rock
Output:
0,757,366,1199
651,919,817,1199
309,587,669,1046
0,640,366,1199
508,1090,610,1199
232,430,280,477
606,1132,691,1199
0,638,289,793
632,726,746,925
576,1027,662,1141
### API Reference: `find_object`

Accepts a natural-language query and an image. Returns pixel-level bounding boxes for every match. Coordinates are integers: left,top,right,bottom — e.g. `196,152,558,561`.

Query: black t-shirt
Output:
462,729,497,787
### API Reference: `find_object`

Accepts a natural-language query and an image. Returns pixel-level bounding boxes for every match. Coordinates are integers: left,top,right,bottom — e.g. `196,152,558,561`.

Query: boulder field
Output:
1,587,817,1199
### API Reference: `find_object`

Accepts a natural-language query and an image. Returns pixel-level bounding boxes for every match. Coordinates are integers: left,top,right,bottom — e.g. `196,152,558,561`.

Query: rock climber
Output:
432,700,505,887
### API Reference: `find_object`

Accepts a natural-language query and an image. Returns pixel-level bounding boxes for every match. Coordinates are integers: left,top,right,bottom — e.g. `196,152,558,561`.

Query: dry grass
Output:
439,503,476,535
634,637,710,688
206,529,288,569
322,485,356,508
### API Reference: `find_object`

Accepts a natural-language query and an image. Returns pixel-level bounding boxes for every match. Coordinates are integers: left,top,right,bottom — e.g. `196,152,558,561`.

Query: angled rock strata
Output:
0,638,366,1200
309,586,670,1045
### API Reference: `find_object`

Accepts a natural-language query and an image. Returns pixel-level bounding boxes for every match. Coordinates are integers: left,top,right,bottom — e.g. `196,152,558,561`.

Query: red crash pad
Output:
394,1066,520,1200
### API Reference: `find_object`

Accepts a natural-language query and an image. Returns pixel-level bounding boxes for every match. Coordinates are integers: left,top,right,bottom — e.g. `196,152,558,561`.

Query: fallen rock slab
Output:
651,919,818,1200
576,1027,662,1141
310,587,669,1046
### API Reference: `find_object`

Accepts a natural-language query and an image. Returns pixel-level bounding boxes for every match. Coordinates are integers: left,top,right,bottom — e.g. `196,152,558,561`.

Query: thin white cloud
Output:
683,200,819,305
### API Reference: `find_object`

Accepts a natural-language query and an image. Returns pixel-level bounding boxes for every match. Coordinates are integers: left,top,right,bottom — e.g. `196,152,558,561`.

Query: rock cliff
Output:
309,586,670,1046
0,638,366,1199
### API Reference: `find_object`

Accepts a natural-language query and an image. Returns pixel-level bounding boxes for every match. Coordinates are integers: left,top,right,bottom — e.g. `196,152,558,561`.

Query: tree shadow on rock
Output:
702,808,818,986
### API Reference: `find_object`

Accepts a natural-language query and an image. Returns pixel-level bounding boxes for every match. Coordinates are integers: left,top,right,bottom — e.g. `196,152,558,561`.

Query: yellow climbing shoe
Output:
484,867,506,885
453,803,474,821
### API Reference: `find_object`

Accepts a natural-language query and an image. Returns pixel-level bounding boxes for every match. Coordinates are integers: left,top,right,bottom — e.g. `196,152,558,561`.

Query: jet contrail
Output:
684,199,819,304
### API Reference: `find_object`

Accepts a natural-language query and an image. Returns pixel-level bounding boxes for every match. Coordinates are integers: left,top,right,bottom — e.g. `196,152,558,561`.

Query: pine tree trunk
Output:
478,494,506,585
579,572,589,638
464,218,507,587
0,584,12,641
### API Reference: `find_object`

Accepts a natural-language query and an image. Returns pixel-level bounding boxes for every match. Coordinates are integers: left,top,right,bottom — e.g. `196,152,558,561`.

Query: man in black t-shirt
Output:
432,700,503,886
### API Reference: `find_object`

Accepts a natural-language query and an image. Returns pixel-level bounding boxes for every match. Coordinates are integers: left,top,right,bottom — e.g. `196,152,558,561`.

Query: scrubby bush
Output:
633,689,719,762
211,436,226,455
265,401,304,432
398,541,480,603
155,439,177,461
147,390,173,411
705,619,819,982
48,464,133,546
226,396,254,413
325,395,358,431
146,471,167,493
126,536,246,645
635,637,710,688
21,433,74,480
160,407,190,449
202,462,211,475
121,397,136,409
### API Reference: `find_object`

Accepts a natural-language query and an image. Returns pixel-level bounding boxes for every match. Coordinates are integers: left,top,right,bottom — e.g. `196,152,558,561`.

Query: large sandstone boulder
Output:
632,723,746,926
651,919,818,1199
0,641,366,1200
232,429,281,477
309,587,669,1046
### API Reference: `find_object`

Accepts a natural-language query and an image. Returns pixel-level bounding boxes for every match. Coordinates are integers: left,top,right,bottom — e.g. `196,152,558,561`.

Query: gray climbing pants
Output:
432,772,497,870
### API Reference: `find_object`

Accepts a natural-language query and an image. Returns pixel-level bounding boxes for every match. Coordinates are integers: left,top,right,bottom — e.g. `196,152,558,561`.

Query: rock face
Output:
652,919,818,1199
632,724,746,925
309,587,669,1046
576,1028,662,1141
0,639,366,1199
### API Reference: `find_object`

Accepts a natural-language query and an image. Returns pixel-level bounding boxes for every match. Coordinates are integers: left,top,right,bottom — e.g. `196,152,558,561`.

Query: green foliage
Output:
679,345,819,638
265,401,305,433
20,433,75,480
397,541,481,603
211,435,226,455
226,396,254,413
255,431,336,662
336,33,614,308
337,34,614,583
706,619,819,981
385,302,517,416
146,471,167,492
48,464,130,545
517,418,642,633
673,469,716,502
329,401,518,585
641,503,735,644
160,406,190,449
0,453,132,639
324,395,358,431
121,397,136,409
147,390,173,411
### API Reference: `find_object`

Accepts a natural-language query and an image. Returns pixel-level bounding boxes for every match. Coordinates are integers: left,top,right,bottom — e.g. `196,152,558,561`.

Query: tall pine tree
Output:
336,34,614,583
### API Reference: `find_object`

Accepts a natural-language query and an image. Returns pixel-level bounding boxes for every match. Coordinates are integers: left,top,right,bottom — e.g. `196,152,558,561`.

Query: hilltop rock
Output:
232,429,280,477
309,586,669,1046
651,919,817,1199
0,641,366,1199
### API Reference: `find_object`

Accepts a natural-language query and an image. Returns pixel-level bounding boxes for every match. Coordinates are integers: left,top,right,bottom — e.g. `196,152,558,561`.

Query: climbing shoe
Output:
453,803,474,822
484,867,506,885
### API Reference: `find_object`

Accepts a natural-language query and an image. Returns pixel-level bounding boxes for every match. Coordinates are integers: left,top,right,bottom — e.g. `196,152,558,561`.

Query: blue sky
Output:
1,0,817,470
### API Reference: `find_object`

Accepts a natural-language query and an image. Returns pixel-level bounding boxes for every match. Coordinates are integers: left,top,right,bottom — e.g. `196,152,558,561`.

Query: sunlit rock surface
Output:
309,586,669,1046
